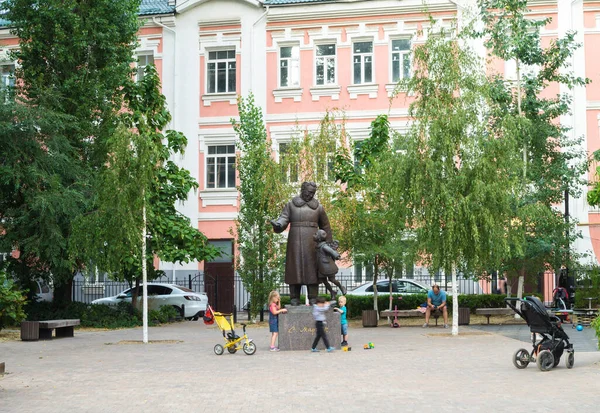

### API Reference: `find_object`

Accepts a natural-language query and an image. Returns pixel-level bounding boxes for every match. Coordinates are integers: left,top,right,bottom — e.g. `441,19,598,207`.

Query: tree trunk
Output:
53,275,74,304
373,256,379,319
451,268,459,336
142,197,148,344
516,267,525,319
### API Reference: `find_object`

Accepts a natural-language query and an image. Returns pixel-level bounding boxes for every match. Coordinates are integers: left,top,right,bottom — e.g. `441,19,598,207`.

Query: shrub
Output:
592,315,600,350
23,301,143,329
148,305,179,325
0,270,28,331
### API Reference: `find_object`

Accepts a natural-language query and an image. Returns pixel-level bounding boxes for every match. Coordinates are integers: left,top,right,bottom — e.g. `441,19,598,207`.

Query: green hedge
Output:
343,293,543,318
280,293,536,319
23,301,181,329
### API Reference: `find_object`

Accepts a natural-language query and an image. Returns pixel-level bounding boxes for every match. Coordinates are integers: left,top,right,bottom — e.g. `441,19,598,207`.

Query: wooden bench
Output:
475,308,513,324
21,319,80,341
380,309,441,326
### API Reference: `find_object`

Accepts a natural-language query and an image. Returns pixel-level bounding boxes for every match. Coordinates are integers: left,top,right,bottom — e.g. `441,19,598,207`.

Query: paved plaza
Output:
1,320,599,413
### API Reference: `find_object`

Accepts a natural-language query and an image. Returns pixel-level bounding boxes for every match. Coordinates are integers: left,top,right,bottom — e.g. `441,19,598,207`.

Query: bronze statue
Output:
271,182,332,305
314,230,346,300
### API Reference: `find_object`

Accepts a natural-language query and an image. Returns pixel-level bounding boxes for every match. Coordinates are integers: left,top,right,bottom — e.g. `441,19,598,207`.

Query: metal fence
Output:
72,272,493,311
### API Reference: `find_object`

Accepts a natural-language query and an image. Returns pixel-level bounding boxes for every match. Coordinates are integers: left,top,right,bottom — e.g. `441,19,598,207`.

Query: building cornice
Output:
266,1,458,23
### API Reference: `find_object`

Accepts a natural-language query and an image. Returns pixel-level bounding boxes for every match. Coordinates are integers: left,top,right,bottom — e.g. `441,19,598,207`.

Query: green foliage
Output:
24,301,143,329
591,315,600,350
0,270,28,331
0,0,142,293
573,265,600,308
391,22,519,280
147,305,180,325
333,115,410,312
73,65,219,288
342,293,512,318
232,94,286,318
474,0,589,278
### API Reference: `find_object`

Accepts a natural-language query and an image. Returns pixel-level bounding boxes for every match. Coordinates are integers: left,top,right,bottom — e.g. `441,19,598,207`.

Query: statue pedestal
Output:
278,305,341,351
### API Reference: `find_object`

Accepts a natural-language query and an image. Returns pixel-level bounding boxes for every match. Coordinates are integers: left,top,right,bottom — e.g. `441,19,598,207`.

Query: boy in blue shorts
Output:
334,296,348,346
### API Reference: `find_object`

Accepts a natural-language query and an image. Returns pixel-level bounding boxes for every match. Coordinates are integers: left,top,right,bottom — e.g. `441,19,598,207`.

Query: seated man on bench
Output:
423,284,448,329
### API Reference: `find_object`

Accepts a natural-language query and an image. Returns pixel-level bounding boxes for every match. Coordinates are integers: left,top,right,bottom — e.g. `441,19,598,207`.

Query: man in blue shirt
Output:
423,284,448,328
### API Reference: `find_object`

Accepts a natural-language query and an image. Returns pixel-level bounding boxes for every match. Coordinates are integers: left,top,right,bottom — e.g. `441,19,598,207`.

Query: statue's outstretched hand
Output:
270,219,282,230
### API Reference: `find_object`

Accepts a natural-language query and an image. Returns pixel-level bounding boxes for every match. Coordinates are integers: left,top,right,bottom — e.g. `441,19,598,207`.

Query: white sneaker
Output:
443,324,449,329
422,323,428,328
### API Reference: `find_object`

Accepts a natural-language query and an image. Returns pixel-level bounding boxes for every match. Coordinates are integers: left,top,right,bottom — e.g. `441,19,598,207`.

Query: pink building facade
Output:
1,0,599,300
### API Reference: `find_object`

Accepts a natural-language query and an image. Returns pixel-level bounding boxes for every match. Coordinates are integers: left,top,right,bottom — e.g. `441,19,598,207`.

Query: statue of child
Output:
313,229,346,300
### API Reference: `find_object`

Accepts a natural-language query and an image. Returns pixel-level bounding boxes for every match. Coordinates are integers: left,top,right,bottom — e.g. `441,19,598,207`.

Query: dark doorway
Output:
204,240,234,313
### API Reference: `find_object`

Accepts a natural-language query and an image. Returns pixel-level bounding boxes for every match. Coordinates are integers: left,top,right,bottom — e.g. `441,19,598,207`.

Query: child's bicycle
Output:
203,305,257,356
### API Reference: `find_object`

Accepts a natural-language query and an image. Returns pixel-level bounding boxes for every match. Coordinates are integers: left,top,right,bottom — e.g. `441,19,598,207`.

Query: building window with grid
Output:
279,45,300,88
136,54,154,82
206,145,236,189
315,44,336,86
1,64,15,90
207,50,236,94
391,39,411,82
353,41,373,84
279,143,299,183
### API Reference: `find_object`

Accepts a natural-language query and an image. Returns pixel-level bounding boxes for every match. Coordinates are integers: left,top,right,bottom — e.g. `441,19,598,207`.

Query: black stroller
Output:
504,296,574,372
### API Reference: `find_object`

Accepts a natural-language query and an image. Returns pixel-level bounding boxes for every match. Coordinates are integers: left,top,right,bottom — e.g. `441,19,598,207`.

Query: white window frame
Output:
314,43,337,86
205,144,237,190
390,38,411,83
279,44,300,88
0,62,15,89
352,41,374,85
278,142,300,184
136,53,155,82
206,49,237,94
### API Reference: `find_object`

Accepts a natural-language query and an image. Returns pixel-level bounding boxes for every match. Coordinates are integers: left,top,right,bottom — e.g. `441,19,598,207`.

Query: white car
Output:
34,279,53,302
91,283,208,320
348,279,429,295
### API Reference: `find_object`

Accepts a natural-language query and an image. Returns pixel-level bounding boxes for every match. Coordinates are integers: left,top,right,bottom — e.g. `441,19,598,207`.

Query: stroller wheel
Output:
512,348,530,369
566,352,574,369
536,350,554,372
214,344,224,356
227,346,238,354
243,342,257,355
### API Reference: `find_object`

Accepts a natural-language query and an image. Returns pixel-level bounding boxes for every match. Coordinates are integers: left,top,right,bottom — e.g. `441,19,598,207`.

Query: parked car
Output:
91,283,208,320
34,279,53,302
348,279,429,295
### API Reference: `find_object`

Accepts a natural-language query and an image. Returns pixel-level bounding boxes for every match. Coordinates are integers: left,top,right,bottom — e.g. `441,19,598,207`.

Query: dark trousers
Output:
312,321,330,349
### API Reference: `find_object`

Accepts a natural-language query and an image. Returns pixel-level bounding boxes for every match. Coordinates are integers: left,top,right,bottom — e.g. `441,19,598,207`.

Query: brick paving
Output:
1,321,599,413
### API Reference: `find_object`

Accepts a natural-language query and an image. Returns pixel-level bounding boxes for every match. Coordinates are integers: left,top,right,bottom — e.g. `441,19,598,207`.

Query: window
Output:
401,281,427,294
315,142,336,182
353,140,365,173
315,44,336,85
391,39,411,82
136,54,154,82
206,145,236,189
1,64,15,99
207,50,236,94
279,143,299,183
353,42,373,84
279,46,299,88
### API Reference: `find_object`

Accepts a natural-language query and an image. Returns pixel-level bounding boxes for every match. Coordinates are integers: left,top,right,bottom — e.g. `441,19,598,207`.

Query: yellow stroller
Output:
204,305,257,355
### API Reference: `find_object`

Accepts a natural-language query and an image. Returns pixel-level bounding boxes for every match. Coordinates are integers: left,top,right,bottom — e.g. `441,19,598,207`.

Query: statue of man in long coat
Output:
271,182,332,305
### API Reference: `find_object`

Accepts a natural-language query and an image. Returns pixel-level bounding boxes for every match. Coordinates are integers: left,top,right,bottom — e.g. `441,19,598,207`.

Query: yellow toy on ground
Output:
204,305,257,355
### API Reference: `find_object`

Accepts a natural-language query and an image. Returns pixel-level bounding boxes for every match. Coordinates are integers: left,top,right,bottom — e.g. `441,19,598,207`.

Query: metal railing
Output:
71,273,492,309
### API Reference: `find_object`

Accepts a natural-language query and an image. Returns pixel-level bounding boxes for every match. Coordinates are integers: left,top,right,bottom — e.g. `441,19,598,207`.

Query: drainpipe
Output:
250,6,269,94
152,16,177,130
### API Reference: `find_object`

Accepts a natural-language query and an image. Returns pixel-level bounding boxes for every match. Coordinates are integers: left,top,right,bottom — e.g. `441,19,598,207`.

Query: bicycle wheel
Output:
243,341,257,355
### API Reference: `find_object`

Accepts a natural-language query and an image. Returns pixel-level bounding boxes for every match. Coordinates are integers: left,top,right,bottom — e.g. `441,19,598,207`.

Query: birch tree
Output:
392,21,520,335
473,0,588,296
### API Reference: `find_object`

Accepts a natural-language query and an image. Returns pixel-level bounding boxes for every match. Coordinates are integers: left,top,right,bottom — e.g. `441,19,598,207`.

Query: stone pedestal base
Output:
278,305,341,351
